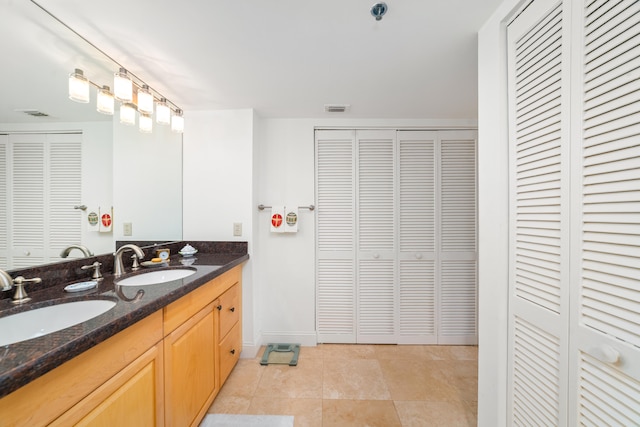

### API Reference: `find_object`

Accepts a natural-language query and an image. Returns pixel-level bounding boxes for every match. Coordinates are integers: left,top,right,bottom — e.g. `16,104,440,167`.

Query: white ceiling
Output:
2,0,503,121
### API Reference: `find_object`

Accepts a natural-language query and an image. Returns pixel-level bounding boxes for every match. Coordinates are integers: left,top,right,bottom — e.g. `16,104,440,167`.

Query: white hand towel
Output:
87,207,100,232
284,206,298,233
270,206,285,233
99,206,113,233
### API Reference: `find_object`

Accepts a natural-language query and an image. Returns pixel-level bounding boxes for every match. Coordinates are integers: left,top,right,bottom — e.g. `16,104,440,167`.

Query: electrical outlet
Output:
123,222,132,236
233,222,242,236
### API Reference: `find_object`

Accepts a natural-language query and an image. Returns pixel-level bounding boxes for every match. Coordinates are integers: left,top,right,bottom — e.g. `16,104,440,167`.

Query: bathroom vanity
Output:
0,242,248,426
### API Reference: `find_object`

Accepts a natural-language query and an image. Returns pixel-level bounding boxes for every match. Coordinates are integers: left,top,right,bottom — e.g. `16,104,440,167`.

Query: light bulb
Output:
137,84,153,114
156,98,171,125
68,69,90,103
96,85,114,115
114,68,132,102
139,113,153,133
171,109,184,133
120,102,136,125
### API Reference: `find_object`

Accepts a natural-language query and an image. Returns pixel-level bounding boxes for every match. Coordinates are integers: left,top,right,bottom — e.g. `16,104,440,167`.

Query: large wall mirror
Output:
0,0,183,270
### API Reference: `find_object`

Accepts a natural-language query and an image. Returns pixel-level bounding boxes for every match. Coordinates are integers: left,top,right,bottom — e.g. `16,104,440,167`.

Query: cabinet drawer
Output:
219,322,242,384
218,283,240,339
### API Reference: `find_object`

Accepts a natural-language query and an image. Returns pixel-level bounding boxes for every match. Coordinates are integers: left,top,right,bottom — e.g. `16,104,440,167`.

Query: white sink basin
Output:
115,268,196,286
0,299,116,346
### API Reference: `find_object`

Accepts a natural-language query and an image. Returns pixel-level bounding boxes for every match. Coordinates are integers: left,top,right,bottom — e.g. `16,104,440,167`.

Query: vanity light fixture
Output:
96,85,114,115
171,109,184,133
139,113,153,133
114,68,133,102
68,68,90,103
137,84,153,114
120,102,136,125
68,67,183,134
156,98,171,125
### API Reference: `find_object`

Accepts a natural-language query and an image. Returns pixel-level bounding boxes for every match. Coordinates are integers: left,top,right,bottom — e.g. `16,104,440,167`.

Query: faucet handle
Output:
11,276,42,304
81,261,103,280
131,254,141,270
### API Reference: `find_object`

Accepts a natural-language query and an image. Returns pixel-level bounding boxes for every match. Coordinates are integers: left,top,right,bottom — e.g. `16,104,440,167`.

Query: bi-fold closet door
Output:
506,0,640,424
315,129,477,345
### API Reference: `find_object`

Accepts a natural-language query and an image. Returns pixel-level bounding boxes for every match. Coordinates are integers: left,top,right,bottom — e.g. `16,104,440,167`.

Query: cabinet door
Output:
164,302,216,427
51,343,164,427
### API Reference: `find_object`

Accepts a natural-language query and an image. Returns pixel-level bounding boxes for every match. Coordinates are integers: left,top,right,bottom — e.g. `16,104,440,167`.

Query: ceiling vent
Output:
324,104,350,113
16,109,50,117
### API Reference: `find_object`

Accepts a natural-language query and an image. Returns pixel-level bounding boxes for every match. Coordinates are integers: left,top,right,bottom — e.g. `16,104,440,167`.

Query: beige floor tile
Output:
217,358,264,397
298,345,323,359
450,346,478,361
320,343,376,359
207,395,252,414
323,399,402,427
323,359,391,400
373,344,433,360
254,359,323,399
379,359,459,401
248,397,322,427
394,400,477,426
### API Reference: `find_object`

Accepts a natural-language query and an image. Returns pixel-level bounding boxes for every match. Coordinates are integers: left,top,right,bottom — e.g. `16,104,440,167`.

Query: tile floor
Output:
207,344,478,427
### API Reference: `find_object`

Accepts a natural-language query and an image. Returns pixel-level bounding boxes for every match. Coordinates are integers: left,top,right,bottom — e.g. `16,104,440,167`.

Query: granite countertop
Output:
0,245,249,399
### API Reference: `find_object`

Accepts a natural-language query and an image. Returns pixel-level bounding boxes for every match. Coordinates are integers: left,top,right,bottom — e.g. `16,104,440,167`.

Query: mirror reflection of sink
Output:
115,268,196,287
0,299,117,346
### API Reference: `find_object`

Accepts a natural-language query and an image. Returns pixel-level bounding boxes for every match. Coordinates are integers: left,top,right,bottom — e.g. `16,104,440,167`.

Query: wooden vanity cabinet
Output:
0,265,243,427
218,282,242,384
163,266,242,427
0,310,164,427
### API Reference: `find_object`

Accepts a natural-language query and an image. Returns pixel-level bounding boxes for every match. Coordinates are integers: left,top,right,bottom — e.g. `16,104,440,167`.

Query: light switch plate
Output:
123,222,132,236
233,222,242,236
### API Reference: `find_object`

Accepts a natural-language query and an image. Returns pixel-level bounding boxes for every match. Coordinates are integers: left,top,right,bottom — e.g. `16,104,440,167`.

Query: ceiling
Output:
3,0,503,120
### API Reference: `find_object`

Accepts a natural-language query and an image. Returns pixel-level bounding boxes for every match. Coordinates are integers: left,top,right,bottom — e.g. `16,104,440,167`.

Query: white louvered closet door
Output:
10,133,47,267
397,131,437,344
507,0,572,424
0,135,7,268
1,133,82,269
439,131,477,344
315,130,357,343
570,0,640,424
356,130,397,344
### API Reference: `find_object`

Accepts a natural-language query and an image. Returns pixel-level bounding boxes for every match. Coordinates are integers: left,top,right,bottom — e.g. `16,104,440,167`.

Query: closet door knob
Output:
415,253,423,259
373,253,380,259
587,344,620,364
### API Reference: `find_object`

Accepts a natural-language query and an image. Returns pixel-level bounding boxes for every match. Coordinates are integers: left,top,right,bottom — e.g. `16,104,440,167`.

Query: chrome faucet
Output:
60,245,94,258
113,244,145,277
0,269,13,292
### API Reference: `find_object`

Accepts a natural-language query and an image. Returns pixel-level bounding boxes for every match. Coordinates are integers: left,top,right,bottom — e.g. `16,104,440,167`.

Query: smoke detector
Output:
371,2,388,21
324,104,351,113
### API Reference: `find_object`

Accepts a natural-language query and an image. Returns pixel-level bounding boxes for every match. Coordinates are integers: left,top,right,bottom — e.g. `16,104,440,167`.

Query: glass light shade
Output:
120,102,136,125
171,109,184,133
137,84,154,114
156,98,171,125
139,113,153,133
68,69,90,103
96,85,114,115
114,68,132,102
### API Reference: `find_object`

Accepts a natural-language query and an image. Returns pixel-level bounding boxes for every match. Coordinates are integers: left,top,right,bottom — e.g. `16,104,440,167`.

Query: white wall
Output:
477,0,525,426
113,117,182,243
182,109,259,355
254,118,477,347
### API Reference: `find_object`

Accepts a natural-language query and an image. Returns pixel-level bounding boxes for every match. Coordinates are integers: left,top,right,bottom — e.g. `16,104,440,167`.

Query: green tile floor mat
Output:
260,343,300,366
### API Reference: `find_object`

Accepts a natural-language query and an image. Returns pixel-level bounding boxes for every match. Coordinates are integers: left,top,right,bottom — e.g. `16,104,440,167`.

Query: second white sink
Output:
115,268,196,286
